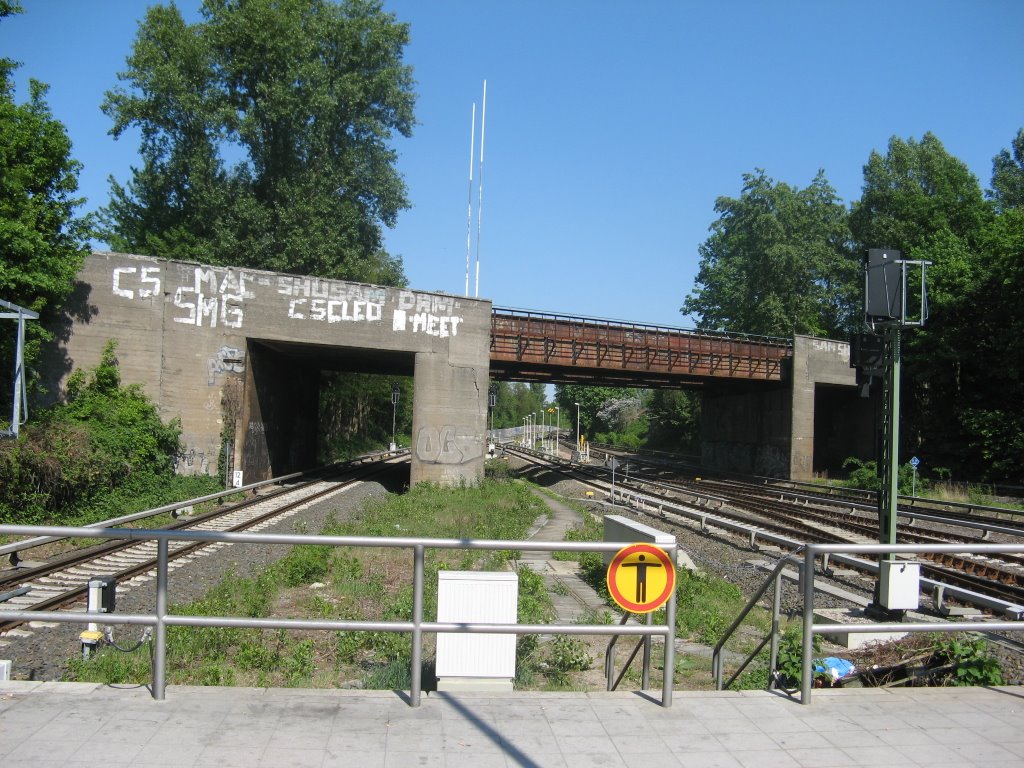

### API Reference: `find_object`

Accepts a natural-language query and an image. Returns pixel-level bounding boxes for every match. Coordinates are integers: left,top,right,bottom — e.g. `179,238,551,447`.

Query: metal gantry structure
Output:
1,299,39,439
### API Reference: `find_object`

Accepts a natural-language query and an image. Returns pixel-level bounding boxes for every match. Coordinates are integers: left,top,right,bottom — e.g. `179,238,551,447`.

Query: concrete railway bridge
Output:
42,252,872,487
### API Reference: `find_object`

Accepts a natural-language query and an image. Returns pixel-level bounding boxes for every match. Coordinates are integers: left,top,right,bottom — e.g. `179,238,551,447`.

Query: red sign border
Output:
606,543,676,614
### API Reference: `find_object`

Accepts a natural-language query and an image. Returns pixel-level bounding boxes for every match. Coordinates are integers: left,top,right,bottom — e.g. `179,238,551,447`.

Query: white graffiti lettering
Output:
292,298,384,324
108,262,465,340
277,275,386,305
112,266,162,300
173,267,248,328
397,290,455,314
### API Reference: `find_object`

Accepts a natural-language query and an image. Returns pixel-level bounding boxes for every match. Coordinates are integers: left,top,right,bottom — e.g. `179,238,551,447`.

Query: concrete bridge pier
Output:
411,350,489,486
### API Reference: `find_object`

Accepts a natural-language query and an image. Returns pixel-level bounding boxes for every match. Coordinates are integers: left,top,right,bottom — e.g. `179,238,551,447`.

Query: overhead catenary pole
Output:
464,102,476,297
474,80,486,298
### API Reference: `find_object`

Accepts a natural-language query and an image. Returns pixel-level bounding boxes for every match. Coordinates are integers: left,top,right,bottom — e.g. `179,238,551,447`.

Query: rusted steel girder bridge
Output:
489,308,793,388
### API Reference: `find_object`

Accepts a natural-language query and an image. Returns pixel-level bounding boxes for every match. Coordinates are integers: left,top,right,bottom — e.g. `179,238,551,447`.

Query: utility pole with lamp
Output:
487,387,496,457
390,383,401,451
852,248,930,620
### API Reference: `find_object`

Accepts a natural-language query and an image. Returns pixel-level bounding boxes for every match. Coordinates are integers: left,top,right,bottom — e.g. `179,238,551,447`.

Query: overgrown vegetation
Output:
0,341,219,526
841,457,919,495
67,478,590,690
841,455,1023,512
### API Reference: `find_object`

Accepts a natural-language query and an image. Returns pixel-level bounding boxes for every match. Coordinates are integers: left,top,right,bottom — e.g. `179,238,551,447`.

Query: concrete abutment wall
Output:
700,335,872,480
48,252,491,488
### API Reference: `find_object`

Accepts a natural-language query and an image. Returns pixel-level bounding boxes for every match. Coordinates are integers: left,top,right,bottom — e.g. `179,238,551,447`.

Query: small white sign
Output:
232,470,244,488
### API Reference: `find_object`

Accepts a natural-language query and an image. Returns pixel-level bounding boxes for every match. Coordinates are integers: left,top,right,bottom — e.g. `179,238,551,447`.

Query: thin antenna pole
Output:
474,79,487,298
465,102,476,297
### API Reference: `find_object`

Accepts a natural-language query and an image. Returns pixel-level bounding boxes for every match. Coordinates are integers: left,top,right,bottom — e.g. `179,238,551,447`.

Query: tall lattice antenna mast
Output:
474,80,487,298
464,102,476,296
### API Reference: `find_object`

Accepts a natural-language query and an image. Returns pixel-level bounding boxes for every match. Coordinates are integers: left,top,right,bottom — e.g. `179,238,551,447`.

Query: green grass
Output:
66,478,555,689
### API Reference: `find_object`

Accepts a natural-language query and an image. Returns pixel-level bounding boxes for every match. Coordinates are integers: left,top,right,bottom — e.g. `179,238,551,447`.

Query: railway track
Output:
0,453,409,635
508,442,1024,613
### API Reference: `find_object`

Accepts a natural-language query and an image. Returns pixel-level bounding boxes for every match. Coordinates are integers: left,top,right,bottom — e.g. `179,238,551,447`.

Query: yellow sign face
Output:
606,543,675,613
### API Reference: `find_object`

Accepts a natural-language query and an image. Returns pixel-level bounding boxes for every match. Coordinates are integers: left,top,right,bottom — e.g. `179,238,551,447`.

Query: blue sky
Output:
3,1,1022,329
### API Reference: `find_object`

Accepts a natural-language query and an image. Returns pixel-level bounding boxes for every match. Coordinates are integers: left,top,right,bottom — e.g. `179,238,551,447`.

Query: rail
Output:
608,482,1024,618
0,523,677,707
711,542,1024,704
0,449,409,565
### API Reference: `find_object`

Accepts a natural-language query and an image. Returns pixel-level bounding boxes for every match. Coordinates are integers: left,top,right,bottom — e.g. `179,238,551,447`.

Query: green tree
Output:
0,340,183,523
645,389,701,453
100,0,414,284
682,169,857,338
850,132,1021,481
0,3,91,411
555,384,628,441
990,128,1024,212
850,132,988,254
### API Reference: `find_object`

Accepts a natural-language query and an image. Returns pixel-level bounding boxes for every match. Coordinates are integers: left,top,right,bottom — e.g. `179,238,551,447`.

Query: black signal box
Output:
865,248,903,321
850,331,885,372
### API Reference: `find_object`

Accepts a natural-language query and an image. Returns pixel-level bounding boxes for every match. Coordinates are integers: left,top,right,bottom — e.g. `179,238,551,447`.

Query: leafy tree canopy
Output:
850,132,989,255
989,128,1024,212
489,381,549,431
100,0,414,284
0,3,91,404
682,169,857,338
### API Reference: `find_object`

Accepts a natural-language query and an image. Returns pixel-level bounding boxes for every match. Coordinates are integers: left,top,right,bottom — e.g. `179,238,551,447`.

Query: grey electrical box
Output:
87,575,117,614
865,249,903,321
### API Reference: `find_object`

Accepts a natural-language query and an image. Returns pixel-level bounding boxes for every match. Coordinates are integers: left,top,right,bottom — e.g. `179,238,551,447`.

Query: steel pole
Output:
879,326,901,551
411,544,424,706
662,555,677,708
801,548,815,705
153,538,169,700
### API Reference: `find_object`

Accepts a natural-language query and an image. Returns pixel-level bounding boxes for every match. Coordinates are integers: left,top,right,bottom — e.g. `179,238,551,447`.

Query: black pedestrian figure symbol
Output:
623,553,662,604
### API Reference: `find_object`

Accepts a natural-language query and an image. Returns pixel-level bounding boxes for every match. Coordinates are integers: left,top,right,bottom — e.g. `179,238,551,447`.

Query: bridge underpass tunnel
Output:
700,336,870,481
812,383,875,478
238,339,415,482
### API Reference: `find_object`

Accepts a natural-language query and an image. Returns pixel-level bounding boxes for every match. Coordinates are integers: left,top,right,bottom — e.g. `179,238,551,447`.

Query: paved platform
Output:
2,681,1023,767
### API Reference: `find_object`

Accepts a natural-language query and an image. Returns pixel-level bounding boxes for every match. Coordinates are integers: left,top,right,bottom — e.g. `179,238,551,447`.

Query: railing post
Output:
642,613,652,690
410,544,425,707
768,569,783,689
153,537,169,701
662,557,676,707
801,547,815,705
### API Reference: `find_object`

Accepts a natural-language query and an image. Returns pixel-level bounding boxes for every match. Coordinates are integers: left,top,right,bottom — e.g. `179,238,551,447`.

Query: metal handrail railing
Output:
712,548,804,691
799,542,1024,705
491,306,794,349
0,523,677,708
712,541,1024,704
604,612,655,691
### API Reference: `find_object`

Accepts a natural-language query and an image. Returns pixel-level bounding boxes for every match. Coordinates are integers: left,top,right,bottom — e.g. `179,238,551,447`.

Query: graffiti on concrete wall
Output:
208,346,245,386
110,263,465,338
415,425,483,465
810,338,850,364
174,447,211,474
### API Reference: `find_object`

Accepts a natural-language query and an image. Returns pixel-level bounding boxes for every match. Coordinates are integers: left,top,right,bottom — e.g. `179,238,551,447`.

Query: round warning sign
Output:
606,543,676,613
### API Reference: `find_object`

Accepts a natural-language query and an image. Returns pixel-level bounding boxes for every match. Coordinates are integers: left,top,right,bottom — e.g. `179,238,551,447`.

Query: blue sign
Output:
910,456,920,468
